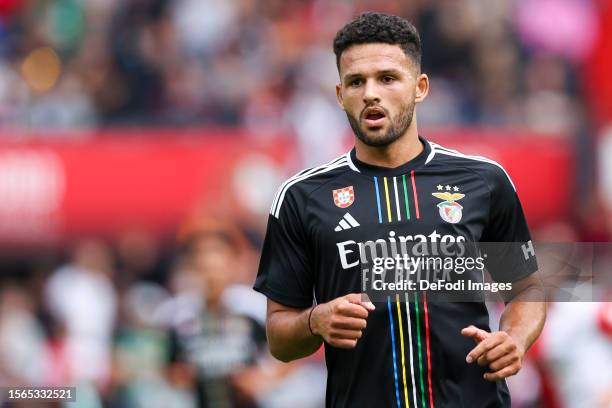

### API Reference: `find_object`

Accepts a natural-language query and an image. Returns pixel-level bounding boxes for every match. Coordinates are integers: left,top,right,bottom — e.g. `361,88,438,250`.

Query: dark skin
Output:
266,42,547,381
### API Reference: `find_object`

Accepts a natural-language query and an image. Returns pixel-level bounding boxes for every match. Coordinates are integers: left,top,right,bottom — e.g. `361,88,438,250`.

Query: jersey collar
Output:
347,136,431,176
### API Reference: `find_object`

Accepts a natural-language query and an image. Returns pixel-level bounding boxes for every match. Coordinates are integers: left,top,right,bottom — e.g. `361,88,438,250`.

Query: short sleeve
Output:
480,166,538,283
253,189,314,309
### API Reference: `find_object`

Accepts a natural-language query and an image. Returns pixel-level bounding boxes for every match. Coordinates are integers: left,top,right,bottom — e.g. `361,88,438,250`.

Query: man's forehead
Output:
339,43,412,76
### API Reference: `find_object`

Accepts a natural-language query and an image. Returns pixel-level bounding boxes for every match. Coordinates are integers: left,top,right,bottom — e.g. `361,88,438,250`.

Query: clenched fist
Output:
310,293,375,349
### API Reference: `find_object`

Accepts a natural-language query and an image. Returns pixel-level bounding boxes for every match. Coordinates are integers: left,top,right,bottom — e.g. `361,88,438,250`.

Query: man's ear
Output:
335,83,345,110
415,73,429,103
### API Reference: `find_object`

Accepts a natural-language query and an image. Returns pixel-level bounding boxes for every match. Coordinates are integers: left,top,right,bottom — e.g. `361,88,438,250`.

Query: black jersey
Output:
254,137,537,408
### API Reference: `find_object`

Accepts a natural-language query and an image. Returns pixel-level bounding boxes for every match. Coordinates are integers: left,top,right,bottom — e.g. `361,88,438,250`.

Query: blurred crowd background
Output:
0,0,611,407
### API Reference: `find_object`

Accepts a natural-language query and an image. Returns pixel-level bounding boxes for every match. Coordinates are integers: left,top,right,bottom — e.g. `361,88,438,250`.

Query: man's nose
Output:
363,80,381,105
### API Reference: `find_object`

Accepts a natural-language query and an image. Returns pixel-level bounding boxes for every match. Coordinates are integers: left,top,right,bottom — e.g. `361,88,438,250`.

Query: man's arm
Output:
266,294,375,362
462,274,546,381
266,299,323,362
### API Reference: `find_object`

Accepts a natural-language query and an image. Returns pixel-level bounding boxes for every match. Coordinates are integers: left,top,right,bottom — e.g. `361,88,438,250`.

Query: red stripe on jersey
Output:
424,292,434,408
411,170,420,219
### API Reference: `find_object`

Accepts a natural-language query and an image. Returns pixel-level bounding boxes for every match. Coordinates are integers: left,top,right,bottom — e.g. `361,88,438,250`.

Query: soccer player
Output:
254,12,546,407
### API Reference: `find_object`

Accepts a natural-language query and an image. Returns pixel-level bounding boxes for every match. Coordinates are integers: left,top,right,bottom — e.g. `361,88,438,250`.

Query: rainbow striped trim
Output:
388,292,435,407
373,172,421,224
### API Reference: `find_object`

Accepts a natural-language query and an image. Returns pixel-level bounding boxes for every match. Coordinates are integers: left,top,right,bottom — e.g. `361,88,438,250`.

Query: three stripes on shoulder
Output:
335,212,360,232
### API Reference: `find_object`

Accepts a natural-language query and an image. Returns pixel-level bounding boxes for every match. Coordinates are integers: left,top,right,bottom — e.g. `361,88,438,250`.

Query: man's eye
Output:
349,79,362,87
382,76,395,83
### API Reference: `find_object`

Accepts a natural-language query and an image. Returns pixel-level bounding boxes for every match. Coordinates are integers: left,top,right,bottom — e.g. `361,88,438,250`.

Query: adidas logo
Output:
334,212,360,232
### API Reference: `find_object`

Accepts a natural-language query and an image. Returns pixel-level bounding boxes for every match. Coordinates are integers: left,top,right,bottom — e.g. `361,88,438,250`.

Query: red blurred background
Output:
0,0,610,407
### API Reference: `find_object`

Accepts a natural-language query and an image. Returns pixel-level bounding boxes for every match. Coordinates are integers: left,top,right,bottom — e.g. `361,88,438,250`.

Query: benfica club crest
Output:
432,185,465,224
333,186,355,208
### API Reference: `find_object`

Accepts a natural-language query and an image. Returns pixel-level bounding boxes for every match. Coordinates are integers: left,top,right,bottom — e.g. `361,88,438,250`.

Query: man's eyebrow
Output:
342,72,362,82
342,68,404,81
377,69,402,76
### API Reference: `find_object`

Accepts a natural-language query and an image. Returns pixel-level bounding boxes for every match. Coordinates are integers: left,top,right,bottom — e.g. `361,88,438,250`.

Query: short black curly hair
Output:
333,12,422,72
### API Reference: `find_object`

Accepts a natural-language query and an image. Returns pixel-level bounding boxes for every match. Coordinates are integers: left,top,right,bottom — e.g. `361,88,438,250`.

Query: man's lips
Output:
362,107,387,127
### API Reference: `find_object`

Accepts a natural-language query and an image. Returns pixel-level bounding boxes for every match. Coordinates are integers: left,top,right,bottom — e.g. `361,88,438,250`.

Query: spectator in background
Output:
165,218,326,408
111,281,194,408
44,240,118,387
0,283,48,386
536,302,612,408
169,218,264,407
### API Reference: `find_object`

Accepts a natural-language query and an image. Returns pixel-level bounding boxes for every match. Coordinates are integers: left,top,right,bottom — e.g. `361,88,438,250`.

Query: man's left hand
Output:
461,325,524,382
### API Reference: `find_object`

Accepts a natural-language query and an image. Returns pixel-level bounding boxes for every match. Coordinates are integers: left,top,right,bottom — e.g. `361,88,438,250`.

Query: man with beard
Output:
254,12,546,408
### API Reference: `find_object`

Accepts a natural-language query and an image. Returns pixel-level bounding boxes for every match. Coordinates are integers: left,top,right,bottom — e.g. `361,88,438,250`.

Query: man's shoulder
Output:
426,140,516,193
269,153,352,218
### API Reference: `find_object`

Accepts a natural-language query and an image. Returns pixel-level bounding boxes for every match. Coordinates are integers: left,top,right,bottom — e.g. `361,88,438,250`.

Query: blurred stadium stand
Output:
0,0,610,407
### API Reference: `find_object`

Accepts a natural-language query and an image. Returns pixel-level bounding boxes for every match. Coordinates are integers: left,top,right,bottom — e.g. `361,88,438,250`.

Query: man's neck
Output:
354,129,423,168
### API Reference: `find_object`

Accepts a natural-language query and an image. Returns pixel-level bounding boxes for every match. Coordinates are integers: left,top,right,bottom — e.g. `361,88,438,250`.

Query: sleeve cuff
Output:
252,283,313,309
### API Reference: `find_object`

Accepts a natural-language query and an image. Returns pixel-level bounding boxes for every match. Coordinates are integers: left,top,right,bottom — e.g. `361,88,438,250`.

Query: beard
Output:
346,100,415,147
